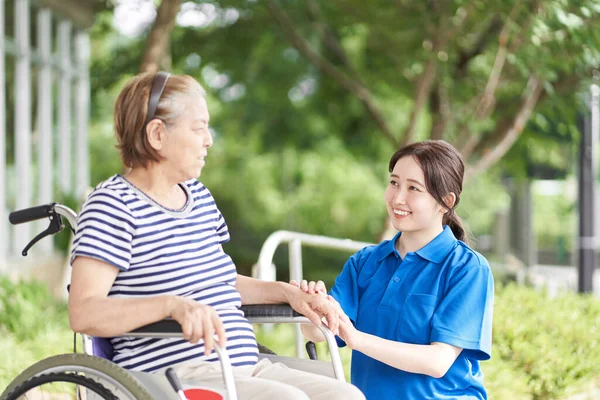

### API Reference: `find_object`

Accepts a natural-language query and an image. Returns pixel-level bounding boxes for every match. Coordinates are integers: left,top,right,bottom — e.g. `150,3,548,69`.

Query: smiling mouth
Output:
393,209,411,216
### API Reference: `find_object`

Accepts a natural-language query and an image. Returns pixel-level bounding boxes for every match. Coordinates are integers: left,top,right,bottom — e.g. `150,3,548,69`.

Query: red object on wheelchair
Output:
184,388,224,400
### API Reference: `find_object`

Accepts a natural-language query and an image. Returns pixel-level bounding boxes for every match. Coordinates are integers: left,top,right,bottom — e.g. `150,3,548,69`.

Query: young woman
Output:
68,71,364,400
297,140,494,399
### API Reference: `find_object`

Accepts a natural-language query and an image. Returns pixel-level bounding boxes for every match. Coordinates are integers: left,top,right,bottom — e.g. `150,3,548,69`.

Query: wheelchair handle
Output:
8,203,78,257
165,368,189,400
9,203,56,225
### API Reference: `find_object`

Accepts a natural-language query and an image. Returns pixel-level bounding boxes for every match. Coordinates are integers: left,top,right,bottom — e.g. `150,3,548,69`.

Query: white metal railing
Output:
252,230,375,358
1,0,91,266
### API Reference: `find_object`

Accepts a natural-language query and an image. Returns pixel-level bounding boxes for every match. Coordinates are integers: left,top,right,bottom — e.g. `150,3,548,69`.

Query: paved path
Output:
524,264,600,297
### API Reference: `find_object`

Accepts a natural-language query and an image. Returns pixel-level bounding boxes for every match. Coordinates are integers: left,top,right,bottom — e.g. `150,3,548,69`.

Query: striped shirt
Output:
70,174,258,372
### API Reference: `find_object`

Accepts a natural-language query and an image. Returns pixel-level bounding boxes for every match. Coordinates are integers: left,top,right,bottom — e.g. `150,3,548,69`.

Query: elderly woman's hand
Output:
284,287,342,335
168,296,227,355
289,279,327,295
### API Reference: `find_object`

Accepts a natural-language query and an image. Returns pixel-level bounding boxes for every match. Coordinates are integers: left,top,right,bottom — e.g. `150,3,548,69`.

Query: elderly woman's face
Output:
160,95,213,180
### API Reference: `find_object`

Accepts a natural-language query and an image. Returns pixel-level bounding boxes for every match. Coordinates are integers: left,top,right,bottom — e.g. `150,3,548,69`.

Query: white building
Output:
1,0,100,287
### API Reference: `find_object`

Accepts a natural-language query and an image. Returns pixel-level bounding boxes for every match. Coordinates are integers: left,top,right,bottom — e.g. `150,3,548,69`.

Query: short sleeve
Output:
194,180,230,244
430,262,494,360
215,209,230,244
329,251,363,347
70,189,135,271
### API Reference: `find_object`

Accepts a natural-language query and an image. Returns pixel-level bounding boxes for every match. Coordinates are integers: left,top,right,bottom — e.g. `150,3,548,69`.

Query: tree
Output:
87,1,600,266
109,0,600,177
259,0,599,178
140,0,183,73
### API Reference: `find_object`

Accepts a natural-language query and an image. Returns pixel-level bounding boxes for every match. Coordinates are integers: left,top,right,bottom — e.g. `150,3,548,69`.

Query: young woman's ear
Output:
146,120,165,151
442,192,456,212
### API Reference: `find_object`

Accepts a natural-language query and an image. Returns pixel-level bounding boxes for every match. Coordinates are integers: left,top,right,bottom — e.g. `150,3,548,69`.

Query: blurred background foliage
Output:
79,0,600,278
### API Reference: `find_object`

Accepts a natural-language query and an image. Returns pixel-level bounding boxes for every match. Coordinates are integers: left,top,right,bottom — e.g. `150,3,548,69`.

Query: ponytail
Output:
444,211,470,246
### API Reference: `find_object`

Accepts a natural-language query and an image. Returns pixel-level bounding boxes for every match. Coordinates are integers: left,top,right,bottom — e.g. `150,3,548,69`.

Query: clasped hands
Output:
166,279,362,356
288,279,362,349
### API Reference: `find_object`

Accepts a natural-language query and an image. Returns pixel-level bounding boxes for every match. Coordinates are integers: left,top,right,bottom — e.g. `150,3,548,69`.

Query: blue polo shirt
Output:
330,226,494,400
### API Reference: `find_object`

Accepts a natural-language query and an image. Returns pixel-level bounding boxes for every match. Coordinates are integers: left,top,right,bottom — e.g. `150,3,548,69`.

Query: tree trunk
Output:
140,0,182,74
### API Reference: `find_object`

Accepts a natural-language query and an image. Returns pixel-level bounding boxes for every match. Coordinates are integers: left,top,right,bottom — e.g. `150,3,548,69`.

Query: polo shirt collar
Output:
415,225,457,263
376,225,457,264
376,231,401,261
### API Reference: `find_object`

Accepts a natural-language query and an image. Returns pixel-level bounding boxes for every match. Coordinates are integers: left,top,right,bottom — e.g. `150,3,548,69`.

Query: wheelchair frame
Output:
2,202,346,400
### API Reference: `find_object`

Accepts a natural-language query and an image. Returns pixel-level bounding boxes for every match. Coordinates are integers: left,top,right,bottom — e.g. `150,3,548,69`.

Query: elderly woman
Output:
68,71,364,400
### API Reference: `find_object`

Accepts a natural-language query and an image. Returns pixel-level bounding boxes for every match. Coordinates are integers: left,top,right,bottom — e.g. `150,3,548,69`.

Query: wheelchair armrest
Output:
122,304,345,381
128,304,309,336
129,304,305,335
130,319,182,335
241,304,304,320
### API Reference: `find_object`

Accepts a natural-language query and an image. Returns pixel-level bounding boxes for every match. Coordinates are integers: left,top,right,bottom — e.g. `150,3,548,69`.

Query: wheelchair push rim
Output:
1,354,154,400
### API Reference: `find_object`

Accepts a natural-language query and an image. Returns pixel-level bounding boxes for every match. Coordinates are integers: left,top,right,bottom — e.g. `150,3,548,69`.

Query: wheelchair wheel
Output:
4,371,118,399
0,353,154,400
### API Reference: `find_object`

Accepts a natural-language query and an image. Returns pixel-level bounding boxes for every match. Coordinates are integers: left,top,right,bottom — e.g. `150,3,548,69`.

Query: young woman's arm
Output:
354,334,461,378
338,315,462,378
297,293,462,377
344,264,493,378
296,289,461,377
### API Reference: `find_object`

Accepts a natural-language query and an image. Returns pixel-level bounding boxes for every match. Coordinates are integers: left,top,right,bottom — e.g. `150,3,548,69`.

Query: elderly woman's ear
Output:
146,119,166,152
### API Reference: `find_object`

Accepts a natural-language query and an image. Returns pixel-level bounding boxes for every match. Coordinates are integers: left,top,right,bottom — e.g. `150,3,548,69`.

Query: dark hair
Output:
388,140,469,245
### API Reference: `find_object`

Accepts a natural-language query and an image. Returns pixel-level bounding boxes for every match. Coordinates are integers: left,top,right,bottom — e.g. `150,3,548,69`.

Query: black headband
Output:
144,71,171,126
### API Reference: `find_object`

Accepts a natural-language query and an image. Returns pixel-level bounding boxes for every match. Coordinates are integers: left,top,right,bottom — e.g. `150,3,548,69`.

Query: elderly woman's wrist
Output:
279,281,297,303
163,295,179,318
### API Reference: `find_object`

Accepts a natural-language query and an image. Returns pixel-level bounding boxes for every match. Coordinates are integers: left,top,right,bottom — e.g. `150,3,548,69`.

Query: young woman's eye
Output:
409,186,421,192
389,180,398,186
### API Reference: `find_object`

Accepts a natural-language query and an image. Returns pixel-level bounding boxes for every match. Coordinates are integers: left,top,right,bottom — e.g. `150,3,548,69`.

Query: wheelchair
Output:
1,203,346,400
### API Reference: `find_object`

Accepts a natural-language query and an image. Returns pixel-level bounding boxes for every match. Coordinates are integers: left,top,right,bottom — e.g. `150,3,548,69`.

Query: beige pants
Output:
146,357,365,400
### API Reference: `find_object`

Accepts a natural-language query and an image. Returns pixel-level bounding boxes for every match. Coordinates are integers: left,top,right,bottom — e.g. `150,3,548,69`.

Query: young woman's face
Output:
159,96,213,181
384,156,445,235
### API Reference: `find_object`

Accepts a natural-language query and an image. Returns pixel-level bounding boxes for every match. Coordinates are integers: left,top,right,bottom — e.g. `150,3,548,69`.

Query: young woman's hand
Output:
326,295,363,350
289,279,327,295
284,288,341,335
168,296,227,355
337,314,363,349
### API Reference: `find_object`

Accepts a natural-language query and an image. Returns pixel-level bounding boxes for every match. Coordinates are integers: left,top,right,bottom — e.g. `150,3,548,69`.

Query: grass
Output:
0,312,73,390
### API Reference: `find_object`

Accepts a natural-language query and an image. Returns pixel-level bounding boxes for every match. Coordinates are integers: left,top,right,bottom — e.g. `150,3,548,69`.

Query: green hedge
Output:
0,278,598,399
487,283,600,399
0,277,73,390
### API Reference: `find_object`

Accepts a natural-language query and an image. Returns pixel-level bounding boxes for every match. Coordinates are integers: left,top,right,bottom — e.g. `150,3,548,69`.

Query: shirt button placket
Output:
379,272,404,308
379,257,403,308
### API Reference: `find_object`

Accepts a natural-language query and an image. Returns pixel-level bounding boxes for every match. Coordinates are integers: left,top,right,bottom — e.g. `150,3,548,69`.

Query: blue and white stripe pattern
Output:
70,175,258,372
